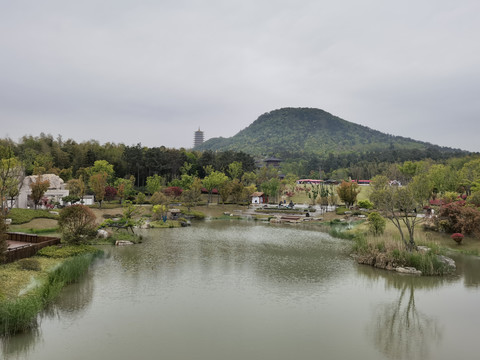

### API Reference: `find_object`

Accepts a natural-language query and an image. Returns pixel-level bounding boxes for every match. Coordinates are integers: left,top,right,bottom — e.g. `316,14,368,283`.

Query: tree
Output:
336,181,360,207
261,178,281,204
58,205,97,244
304,184,321,205
89,172,108,208
370,175,428,250
218,180,232,204
30,175,50,209
146,174,164,195
227,161,243,180
88,160,115,183
230,179,245,204
105,186,117,202
437,201,480,235
152,204,168,222
150,191,168,206
368,212,386,236
115,176,135,203
0,147,21,215
163,186,183,200
67,177,86,202
136,192,146,204
202,170,228,204
181,178,203,210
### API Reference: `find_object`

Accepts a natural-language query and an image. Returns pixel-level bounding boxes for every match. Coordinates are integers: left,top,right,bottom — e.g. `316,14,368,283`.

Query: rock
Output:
115,240,134,246
437,255,456,270
97,229,110,239
396,267,422,275
417,246,431,254
5,218,12,225
49,211,59,215
140,222,151,229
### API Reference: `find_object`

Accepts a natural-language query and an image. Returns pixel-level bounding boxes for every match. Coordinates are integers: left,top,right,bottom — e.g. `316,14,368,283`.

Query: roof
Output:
251,192,264,197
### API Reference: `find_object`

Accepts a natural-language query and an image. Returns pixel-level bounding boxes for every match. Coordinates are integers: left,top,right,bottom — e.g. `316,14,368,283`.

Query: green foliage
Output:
196,108,448,157
29,175,50,209
58,205,98,244
150,191,168,205
145,174,164,195
88,160,115,181
0,251,102,335
368,212,386,236
37,244,102,258
227,161,243,180
357,199,373,209
336,207,349,215
152,204,167,221
7,208,59,224
135,192,146,204
336,181,360,207
202,170,229,203
16,258,41,271
89,172,108,207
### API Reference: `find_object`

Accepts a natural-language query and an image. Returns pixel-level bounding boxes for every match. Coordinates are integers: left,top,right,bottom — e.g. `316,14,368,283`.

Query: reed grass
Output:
0,251,102,335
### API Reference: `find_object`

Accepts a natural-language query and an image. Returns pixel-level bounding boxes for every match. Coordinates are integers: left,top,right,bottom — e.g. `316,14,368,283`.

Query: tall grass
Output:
351,232,454,276
0,251,102,335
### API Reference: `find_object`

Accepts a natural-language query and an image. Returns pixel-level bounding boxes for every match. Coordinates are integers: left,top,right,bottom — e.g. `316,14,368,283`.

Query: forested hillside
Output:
196,107,465,157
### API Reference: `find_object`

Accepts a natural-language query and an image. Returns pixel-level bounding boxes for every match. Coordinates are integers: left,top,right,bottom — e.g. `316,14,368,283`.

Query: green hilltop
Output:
196,108,463,158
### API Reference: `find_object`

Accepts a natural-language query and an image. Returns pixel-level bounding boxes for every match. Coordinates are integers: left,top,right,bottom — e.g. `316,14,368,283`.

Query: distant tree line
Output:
0,134,255,186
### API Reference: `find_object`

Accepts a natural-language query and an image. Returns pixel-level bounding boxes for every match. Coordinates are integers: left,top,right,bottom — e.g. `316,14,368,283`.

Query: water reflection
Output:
1,262,97,360
359,267,447,360
451,254,480,287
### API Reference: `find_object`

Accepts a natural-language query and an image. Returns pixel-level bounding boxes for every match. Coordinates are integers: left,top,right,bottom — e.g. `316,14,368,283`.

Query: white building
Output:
16,174,69,209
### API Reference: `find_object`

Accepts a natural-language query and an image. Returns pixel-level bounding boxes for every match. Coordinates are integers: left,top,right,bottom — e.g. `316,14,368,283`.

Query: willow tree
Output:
370,175,430,251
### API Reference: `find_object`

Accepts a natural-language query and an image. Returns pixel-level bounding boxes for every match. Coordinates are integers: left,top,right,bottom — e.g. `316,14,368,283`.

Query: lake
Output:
2,220,480,360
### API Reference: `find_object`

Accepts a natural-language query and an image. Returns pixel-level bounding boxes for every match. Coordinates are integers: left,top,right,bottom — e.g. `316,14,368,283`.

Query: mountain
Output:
195,108,463,157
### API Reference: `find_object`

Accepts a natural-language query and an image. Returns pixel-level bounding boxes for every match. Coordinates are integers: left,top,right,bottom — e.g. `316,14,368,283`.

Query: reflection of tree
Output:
359,267,445,360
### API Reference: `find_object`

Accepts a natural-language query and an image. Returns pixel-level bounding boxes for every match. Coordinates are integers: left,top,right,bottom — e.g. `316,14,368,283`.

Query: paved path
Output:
6,240,32,250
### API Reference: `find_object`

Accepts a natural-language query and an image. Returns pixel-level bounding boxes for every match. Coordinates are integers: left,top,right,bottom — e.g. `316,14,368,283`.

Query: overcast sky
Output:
1,0,479,152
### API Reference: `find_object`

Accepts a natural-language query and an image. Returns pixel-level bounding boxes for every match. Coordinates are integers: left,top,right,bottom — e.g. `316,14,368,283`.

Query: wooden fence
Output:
3,232,61,264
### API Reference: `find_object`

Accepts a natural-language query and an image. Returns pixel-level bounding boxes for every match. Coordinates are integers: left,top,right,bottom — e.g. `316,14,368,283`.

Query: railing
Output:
3,232,61,264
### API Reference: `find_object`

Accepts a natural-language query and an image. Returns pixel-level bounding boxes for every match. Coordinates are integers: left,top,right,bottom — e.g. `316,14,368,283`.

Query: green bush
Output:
17,258,41,271
357,200,373,209
367,212,386,236
58,205,97,244
336,207,348,215
7,208,58,225
37,245,102,258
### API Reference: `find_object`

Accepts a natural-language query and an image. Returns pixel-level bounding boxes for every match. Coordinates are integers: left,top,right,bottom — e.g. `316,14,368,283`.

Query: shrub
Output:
58,205,98,244
136,192,146,204
336,207,348,215
451,233,464,244
367,212,386,236
437,202,480,235
37,244,102,258
357,200,373,209
17,258,41,271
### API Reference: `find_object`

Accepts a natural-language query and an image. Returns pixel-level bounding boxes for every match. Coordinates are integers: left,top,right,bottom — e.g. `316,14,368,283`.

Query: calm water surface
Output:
2,221,480,360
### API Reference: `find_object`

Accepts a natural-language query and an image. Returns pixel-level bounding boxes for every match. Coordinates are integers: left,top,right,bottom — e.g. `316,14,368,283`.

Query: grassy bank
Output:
0,246,102,335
